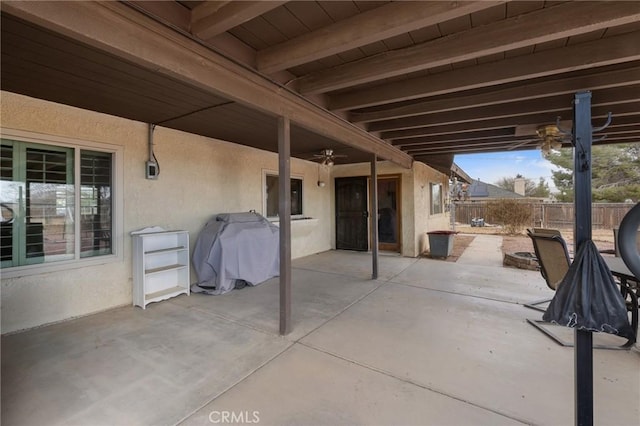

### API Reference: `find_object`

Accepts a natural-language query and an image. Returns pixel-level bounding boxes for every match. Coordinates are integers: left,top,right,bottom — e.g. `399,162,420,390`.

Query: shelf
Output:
145,246,187,255
133,229,189,309
145,286,188,302
145,264,187,275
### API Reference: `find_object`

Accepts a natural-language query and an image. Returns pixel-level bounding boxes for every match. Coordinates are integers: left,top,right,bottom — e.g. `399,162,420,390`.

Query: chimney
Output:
514,177,526,196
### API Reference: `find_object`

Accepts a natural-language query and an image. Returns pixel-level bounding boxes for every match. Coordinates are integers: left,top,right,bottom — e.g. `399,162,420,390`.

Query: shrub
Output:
485,199,531,234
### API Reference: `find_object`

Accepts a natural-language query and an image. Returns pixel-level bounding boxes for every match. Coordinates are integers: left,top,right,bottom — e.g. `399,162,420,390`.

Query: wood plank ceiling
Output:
2,1,640,172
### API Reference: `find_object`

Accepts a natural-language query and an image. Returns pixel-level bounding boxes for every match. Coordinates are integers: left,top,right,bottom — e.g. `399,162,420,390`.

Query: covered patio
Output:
2,1,639,333
2,2,640,425
3,238,639,425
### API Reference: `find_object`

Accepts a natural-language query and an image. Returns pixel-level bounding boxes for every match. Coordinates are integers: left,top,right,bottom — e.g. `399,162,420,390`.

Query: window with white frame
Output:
430,183,443,215
1,137,116,269
264,173,303,218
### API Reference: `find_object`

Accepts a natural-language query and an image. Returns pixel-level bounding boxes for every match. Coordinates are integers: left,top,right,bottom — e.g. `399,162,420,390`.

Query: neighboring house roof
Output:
466,179,523,199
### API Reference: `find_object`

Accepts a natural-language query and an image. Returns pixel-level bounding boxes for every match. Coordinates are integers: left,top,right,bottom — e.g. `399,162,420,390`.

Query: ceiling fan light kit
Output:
536,124,563,157
311,148,346,166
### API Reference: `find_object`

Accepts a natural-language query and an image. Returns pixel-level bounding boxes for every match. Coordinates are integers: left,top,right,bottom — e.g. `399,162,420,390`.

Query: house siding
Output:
412,162,451,256
1,92,332,333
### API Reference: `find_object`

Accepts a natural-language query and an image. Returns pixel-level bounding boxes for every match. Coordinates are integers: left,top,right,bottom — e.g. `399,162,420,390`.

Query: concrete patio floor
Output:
2,235,639,425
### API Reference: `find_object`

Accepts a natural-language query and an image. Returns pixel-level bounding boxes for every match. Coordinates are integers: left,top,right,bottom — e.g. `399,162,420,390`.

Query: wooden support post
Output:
278,116,292,336
370,154,379,279
572,91,593,426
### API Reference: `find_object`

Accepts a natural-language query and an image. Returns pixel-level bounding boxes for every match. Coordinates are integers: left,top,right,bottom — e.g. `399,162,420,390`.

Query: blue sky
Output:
454,149,559,191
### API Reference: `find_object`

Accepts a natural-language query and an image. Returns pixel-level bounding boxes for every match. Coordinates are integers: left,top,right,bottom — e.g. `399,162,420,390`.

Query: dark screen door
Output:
335,177,368,251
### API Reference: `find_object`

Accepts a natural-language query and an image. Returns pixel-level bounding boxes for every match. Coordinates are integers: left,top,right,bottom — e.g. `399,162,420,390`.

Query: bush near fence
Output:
485,199,532,234
454,202,634,230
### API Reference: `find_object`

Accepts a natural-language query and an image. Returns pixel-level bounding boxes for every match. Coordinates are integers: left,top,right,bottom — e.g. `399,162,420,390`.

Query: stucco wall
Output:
1,92,332,333
412,162,451,256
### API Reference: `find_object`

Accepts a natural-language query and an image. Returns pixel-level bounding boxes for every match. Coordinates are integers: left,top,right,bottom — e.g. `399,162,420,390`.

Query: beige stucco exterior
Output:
1,91,450,334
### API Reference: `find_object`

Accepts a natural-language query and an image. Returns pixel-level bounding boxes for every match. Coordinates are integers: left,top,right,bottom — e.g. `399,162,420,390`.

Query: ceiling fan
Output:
309,148,347,166
510,119,572,154
535,124,570,156
533,112,612,156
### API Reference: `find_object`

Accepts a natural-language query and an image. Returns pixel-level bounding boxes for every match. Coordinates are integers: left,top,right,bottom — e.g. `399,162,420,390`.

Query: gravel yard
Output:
453,225,616,258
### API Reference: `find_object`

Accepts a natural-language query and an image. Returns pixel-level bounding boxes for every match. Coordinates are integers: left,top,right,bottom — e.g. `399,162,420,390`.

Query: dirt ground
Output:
453,224,616,258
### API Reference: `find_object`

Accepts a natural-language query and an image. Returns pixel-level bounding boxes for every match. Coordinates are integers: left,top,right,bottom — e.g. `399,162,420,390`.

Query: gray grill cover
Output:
191,212,279,295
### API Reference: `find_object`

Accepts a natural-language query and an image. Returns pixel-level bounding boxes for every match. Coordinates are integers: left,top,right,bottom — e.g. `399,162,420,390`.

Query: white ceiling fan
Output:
309,149,347,166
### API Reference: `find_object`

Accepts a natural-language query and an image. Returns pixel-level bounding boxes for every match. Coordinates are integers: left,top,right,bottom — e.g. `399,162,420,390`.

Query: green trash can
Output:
427,230,457,258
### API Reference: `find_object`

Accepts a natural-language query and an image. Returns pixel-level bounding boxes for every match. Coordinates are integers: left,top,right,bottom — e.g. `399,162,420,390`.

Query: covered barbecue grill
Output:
191,212,279,295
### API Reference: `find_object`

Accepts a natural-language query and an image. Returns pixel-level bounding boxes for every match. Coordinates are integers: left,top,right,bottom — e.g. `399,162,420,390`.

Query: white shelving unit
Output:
132,228,190,309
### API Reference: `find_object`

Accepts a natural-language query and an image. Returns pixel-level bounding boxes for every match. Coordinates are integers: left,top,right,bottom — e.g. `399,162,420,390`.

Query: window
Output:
430,183,443,215
1,138,114,269
264,174,303,218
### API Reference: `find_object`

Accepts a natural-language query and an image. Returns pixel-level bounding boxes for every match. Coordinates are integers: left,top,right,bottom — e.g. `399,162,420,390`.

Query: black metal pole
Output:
370,154,379,279
572,91,593,426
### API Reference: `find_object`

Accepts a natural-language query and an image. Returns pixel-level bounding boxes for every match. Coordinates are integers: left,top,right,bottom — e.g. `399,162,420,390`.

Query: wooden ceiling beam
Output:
256,1,503,74
369,85,639,132
351,66,640,123
126,1,191,31
299,1,640,95
404,136,536,153
385,126,508,141
398,123,640,145
386,114,640,140
597,125,640,136
1,1,412,168
412,132,639,156
191,1,286,40
330,31,640,111
413,141,541,156
380,105,640,139
394,130,521,148
588,134,640,145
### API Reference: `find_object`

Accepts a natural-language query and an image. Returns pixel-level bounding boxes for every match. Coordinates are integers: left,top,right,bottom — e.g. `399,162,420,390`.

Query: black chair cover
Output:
543,239,635,343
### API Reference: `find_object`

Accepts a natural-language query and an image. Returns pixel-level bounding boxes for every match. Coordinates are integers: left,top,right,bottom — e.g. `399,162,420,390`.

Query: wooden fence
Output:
453,202,634,230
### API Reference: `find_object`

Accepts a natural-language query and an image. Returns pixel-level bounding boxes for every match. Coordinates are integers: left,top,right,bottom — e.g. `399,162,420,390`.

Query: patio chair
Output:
524,229,570,312
526,229,638,349
531,228,562,238
525,229,576,346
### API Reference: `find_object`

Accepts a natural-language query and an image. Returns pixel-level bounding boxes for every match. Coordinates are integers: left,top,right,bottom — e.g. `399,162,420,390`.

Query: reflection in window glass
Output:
1,139,113,268
80,150,112,257
266,174,303,218
431,183,442,215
